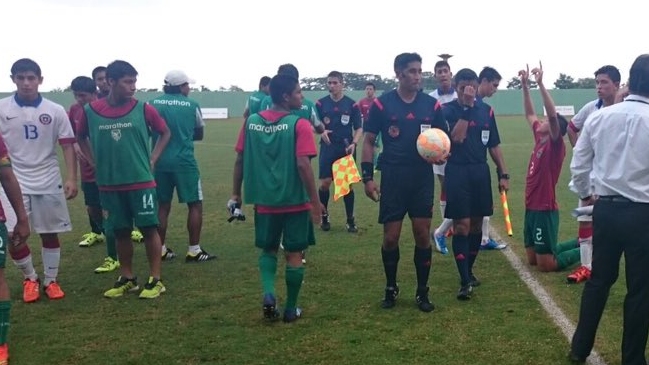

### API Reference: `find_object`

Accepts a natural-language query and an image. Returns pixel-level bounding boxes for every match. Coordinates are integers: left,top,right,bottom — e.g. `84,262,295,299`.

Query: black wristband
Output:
361,162,374,183
461,106,472,120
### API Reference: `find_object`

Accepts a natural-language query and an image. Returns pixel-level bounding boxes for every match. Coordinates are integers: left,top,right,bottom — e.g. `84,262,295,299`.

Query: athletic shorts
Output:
524,210,559,255
0,223,8,268
378,164,433,224
82,181,101,208
0,190,72,234
432,162,446,176
319,143,352,179
155,170,203,204
99,188,159,231
254,210,312,252
444,162,493,220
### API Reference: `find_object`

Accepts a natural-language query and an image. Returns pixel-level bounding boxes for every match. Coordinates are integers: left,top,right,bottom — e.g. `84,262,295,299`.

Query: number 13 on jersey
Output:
23,124,39,140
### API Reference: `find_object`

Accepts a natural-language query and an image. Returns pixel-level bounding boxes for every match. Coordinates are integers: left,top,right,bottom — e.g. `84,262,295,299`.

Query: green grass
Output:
5,116,630,364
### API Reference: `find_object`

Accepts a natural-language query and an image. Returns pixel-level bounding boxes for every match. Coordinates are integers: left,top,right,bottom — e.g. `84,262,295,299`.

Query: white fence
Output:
201,108,228,119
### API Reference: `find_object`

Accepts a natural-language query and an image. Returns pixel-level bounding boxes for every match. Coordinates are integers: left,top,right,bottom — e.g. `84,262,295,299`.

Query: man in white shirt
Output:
569,54,649,365
0,58,78,303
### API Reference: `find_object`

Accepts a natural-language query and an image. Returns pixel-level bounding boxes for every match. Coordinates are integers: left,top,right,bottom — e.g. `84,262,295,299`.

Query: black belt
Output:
598,195,632,203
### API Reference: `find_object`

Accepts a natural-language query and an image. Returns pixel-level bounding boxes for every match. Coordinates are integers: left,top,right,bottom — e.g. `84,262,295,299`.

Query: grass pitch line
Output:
490,228,608,365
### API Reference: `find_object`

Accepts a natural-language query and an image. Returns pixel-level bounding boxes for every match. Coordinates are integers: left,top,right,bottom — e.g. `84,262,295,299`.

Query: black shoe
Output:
283,308,302,323
568,352,586,364
321,213,331,231
381,286,399,309
457,285,473,301
346,218,358,233
161,247,176,261
185,249,217,263
470,274,481,287
262,293,280,321
415,287,435,313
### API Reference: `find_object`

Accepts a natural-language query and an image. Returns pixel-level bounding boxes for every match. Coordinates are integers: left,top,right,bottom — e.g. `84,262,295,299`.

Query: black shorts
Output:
378,164,434,224
318,143,352,179
444,162,493,219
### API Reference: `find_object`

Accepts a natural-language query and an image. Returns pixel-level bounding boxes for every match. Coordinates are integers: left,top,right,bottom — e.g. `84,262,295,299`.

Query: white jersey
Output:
429,88,457,104
0,95,75,194
568,99,604,194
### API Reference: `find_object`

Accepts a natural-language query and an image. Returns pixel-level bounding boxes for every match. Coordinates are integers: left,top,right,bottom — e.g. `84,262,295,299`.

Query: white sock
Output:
13,254,37,281
162,244,168,253
439,200,446,218
42,247,61,286
435,218,454,237
481,216,490,243
579,238,593,270
188,244,201,255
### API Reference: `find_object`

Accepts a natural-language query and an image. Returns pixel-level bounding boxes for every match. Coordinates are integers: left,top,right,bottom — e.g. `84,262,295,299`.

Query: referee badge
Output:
341,114,350,125
388,125,400,138
481,130,490,145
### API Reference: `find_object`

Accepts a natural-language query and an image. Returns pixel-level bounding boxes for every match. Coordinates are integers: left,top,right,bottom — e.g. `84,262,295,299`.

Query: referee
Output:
569,54,649,365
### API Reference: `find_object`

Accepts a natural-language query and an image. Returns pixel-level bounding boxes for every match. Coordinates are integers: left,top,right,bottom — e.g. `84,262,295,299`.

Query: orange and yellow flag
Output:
332,155,361,201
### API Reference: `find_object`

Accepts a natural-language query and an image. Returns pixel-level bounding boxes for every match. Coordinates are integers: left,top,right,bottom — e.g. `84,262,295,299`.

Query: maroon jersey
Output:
525,120,565,210
68,103,96,183
357,97,375,122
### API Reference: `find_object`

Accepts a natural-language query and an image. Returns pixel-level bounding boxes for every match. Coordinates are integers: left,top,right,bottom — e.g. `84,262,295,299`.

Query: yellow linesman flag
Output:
332,155,361,201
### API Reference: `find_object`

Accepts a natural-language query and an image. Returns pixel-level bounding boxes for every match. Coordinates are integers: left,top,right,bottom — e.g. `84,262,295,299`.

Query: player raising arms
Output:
76,60,171,299
243,76,271,119
520,63,581,272
0,58,78,303
362,52,448,312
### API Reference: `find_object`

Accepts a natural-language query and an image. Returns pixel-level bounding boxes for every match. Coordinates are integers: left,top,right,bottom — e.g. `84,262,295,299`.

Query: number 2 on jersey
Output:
23,124,39,140
142,193,155,210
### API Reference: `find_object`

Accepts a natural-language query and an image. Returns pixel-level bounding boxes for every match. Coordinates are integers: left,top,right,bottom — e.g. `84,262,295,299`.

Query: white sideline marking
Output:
490,227,608,365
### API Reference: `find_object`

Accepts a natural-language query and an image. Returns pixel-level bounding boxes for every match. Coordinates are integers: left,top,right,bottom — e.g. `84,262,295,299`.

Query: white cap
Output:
164,70,195,86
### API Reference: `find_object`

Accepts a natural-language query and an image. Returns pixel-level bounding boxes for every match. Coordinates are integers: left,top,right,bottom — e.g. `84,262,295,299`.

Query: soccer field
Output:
6,116,632,365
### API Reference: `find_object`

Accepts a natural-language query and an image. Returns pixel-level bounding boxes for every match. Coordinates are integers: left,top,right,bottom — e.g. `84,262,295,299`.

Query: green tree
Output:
554,73,577,89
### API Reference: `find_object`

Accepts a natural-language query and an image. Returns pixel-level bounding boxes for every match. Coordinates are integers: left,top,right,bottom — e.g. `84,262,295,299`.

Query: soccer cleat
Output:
131,229,144,243
262,293,280,320
0,343,8,365
346,218,358,233
139,277,166,299
567,266,591,284
23,279,40,303
104,276,139,298
481,238,507,250
301,251,306,265
381,286,400,309
94,257,120,274
283,308,302,323
162,247,176,261
470,274,481,287
321,213,331,231
457,285,473,301
415,287,435,313
185,249,217,263
78,232,105,247
432,232,448,255
44,282,65,300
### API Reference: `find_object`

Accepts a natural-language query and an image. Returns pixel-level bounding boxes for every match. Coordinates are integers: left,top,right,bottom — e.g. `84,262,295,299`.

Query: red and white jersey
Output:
0,95,75,194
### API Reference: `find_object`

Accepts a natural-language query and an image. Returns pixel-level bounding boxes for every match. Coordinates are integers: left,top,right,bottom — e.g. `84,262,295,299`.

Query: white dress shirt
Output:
570,94,649,202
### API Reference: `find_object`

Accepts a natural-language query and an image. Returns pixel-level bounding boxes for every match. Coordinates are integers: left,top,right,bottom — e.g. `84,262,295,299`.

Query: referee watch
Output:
499,173,510,180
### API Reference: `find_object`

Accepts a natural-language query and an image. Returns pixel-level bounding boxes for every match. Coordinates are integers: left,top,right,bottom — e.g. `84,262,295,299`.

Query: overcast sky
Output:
1,0,644,91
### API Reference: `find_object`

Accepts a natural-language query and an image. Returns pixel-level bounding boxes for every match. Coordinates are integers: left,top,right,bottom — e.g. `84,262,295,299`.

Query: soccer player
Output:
76,60,171,299
444,68,509,300
357,82,381,168
0,58,77,303
243,76,271,119
316,71,363,232
92,66,110,99
69,76,120,274
149,70,214,262
362,52,447,312
230,74,322,323
429,60,458,255
520,63,581,272
565,65,621,284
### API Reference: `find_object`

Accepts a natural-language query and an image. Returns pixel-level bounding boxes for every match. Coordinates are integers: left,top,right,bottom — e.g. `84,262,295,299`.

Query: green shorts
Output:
254,210,314,252
0,222,7,268
155,170,203,204
524,210,559,255
82,181,101,208
99,188,159,231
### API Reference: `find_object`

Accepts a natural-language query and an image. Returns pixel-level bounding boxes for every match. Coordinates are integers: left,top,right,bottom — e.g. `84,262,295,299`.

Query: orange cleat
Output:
44,282,65,300
22,279,40,303
567,266,591,284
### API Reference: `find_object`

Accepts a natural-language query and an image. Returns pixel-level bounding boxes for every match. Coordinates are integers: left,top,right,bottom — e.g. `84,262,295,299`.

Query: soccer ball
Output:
416,128,450,163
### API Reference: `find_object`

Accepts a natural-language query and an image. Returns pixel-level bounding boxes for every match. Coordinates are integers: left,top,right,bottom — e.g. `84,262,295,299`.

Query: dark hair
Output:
163,85,183,94
628,54,649,96
478,66,501,82
327,71,344,82
557,113,568,136
11,58,41,77
106,60,138,82
270,74,299,105
277,64,299,79
394,53,422,73
365,82,375,89
259,76,271,88
434,60,450,73
70,76,97,93
454,68,478,84
594,65,621,84
92,66,106,80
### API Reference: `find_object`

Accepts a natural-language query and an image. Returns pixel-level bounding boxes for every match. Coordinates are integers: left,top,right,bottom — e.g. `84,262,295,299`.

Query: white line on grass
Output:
490,228,608,365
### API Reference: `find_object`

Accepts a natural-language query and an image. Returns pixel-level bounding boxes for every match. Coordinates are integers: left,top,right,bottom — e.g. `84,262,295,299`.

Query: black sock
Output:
452,235,470,286
468,233,482,276
414,246,432,291
343,189,355,220
381,246,400,288
89,215,102,234
318,188,330,212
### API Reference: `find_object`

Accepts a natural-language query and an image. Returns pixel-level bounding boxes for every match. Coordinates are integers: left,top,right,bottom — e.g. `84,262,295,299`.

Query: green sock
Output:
556,238,578,254
285,266,305,311
258,252,278,296
105,229,118,261
556,247,581,270
0,301,11,345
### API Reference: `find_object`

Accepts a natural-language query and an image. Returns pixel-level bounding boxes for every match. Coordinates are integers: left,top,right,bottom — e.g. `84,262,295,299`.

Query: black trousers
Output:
571,196,649,365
